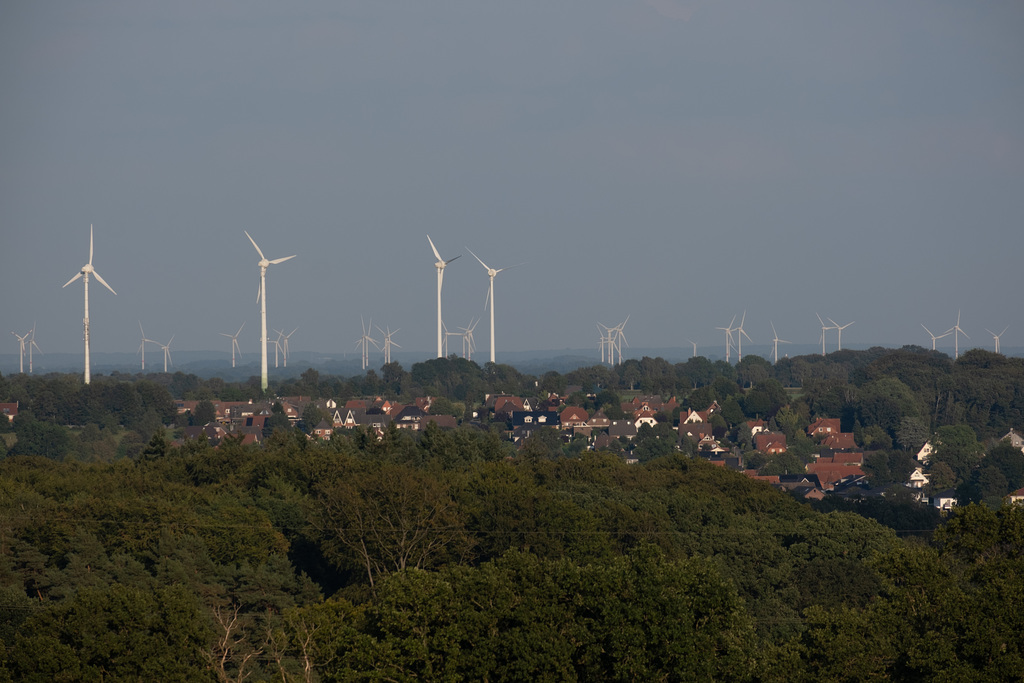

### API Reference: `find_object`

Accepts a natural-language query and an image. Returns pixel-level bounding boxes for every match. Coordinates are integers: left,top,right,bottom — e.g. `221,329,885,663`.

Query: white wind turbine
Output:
138,322,157,371
427,235,460,359
815,313,835,356
274,327,298,367
950,310,969,359
770,322,791,364
460,318,479,361
984,326,1008,354
272,330,284,368
828,318,854,351
62,225,116,384
597,323,611,364
12,330,30,374
467,248,521,364
685,339,697,359
158,336,174,373
610,317,629,365
220,322,245,368
734,311,752,362
716,315,736,363
921,324,953,351
245,231,296,391
376,326,400,365
355,317,380,370
27,325,41,374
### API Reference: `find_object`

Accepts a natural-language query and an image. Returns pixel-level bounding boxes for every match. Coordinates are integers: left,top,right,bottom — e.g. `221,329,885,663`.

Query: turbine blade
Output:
467,248,489,270
269,255,296,265
63,272,83,288
427,235,443,261
89,224,94,265
245,231,266,260
92,270,117,295
237,322,246,336
445,254,461,265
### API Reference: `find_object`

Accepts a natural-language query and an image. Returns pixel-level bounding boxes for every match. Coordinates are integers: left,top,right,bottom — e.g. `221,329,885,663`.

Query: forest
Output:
1,345,1023,680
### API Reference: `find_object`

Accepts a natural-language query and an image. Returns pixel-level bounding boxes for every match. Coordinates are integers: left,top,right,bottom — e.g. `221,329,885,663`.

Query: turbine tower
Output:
597,323,611,364
467,248,520,364
62,225,116,384
220,322,245,368
951,310,969,359
427,236,460,358
828,318,854,351
984,326,1008,354
770,321,791,364
921,324,953,351
460,318,479,361
685,339,697,359
245,231,296,391
27,326,40,374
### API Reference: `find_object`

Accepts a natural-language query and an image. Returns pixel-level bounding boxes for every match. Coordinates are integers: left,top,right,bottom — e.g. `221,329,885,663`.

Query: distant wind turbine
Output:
815,313,835,356
355,317,380,370
921,323,953,351
427,236,460,359
828,318,854,351
716,315,736,363
467,248,521,364
158,336,174,373
62,225,116,384
376,326,401,365
220,322,245,368
245,231,296,391
984,326,1008,354
685,339,697,359
950,310,969,359
460,318,479,361
27,325,40,374
138,322,157,371
12,330,30,374
734,311,752,362
274,327,297,367
769,322,791,364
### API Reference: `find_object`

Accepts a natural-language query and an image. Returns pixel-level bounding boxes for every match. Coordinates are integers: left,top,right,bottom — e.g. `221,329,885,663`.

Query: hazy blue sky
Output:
2,1,1022,362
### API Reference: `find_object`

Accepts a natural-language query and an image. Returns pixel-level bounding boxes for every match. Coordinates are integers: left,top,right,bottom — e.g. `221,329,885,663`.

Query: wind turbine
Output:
597,323,611,364
921,324,952,351
138,322,157,371
427,235,460,359
610,317,629,365
62,225,116,384
27,325,41,374
815,313,835,356
460,318,479,361
984,326,1008,354
828,318,854,351
950,310,969,359
769,322,790,364
12,330,30,374
716,315,736,363
467,248,521,364
275,327,298,367
158,336,174,373
376,325,401,364
734,311,752,362
355,317,379,370
245,231,296,391
685,339,697,359
220,322,245,368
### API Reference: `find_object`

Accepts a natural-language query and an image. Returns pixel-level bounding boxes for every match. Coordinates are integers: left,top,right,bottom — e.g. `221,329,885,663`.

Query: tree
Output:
931,425,984,485
192,399,217,426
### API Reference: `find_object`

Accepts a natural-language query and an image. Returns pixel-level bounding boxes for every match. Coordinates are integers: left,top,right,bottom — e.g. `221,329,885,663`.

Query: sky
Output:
2,0,1022,365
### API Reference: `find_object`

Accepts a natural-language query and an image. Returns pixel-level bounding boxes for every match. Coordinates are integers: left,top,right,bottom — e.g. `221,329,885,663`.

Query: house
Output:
1007,487,1024,505
1001,428,1024,453
632,407,658,430
754,432,788,454
745,419,766,435
916,441,934,463
805,462,866,491
312,420,333,440
182,423,229,447
905,467,930,502
815,451,864,467
422,414,458,429
820,432,856,450
588,410,611,430
932,488,958,511
510,411,561,428
608,420,637,441
393,405,428,430
0,402,17,423
559,406,590,430
807,418,841,437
